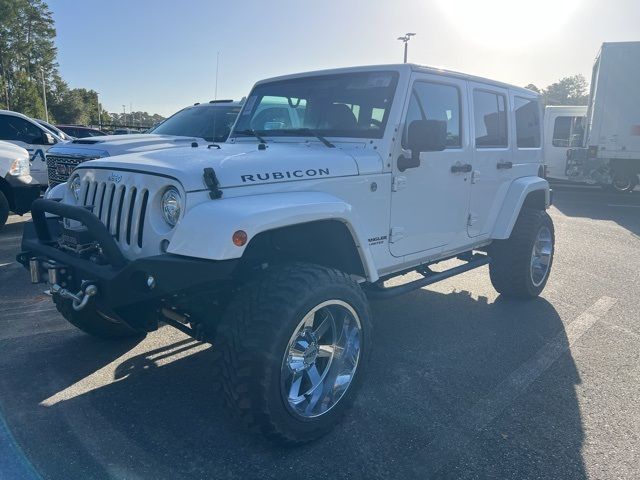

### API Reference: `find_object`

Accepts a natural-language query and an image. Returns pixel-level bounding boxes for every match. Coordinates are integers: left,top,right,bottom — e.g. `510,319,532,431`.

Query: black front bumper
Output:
3,174,41,215
18,199,238,327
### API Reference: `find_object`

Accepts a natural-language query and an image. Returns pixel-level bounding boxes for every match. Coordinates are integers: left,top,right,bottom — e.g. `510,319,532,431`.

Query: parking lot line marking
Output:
39,331,204,407
420,296,618,477
606,204,640,208
462,295,617,431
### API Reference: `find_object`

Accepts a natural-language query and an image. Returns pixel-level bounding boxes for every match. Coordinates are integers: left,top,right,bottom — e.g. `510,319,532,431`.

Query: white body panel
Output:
587,42,640,160
59,64,548,282
543,106,587,180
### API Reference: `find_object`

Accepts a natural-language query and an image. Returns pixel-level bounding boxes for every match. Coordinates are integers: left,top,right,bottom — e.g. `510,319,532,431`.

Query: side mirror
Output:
43,132,56,145
398,120,447,171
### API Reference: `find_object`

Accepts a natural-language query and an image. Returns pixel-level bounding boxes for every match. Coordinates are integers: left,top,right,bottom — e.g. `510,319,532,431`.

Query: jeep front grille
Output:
80,179,150,249
47,154,99,186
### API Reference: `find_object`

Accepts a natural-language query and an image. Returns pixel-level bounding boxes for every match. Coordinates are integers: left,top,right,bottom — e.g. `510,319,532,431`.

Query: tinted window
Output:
233,71,399,139
552,116,585,147
473,90,508,148
150,106,241,142
514,97,541,148
0,115,44,144
403,82,461,148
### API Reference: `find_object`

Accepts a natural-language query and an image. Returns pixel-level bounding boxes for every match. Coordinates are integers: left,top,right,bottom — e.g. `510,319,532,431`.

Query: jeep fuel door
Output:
389,74,472,257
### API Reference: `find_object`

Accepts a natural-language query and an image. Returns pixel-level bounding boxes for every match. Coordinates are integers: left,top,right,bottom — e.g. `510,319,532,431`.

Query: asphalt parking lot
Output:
0,185,639,480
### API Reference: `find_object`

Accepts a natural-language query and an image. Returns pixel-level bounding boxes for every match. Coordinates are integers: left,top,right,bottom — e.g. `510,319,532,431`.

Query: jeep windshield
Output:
149,105,241,142
232,71,399,139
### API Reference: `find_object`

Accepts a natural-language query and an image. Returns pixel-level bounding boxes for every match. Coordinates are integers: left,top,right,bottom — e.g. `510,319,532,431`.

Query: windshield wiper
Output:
234,129,267,144
290,128,335,148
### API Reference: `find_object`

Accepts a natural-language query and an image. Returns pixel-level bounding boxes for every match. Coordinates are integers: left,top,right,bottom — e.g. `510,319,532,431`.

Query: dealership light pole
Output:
397,33,416,63
40,68,49,122
96,92,101,128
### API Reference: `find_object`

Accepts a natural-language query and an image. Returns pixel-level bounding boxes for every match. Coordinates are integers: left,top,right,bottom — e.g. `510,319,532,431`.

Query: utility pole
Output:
41,68,49,122
96,92,101,128
1,72,9,110
397,33,416,63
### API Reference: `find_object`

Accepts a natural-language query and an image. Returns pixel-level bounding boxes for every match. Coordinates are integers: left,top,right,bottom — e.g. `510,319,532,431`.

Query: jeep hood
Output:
78,142,380,191
47,134,205,157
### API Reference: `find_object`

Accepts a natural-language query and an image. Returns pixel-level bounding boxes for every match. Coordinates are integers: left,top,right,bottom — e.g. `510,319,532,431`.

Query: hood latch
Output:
203,167,223,199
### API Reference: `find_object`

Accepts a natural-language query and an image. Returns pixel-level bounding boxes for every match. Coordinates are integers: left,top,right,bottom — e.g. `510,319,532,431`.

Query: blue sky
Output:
48,0,640,117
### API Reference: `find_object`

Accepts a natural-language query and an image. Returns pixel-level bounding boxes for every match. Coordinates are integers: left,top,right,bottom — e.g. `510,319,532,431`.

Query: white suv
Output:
0,109,67,186
19,64,553,443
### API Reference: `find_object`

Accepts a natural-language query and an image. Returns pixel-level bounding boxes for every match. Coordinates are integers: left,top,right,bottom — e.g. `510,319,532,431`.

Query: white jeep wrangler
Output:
19,64,554,443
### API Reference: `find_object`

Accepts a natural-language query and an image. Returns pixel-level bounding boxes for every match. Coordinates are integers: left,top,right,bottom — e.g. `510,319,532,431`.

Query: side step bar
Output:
364,253,490,299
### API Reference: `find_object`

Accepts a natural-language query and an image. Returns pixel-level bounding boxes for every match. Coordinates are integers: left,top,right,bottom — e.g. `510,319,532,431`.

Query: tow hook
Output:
51,283,98,311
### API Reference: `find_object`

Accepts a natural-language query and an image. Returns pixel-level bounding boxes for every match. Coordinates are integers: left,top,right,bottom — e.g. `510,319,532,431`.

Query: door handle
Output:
451,163,472,173
497,160,513,169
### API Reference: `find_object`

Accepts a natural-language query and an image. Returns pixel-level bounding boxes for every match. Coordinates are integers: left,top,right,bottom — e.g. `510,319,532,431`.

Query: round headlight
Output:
161,187,182,227
69,175,81,201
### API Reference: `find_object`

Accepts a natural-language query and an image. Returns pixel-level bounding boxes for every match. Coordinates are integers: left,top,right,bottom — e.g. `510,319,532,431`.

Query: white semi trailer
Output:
566,42,640,193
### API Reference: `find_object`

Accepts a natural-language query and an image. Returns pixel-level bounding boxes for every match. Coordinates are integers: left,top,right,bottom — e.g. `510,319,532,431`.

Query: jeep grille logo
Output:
107,172,122,183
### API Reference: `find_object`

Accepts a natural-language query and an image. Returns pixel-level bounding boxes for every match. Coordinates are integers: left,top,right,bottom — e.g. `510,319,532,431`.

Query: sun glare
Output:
436,0,582,49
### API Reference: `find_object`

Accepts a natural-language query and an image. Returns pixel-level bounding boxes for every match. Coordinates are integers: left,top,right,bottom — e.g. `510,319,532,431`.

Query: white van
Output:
543,105,587,181
0,109,67,186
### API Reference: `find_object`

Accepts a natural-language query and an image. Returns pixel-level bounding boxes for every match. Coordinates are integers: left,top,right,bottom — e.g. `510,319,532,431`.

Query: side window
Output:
0,116,44,144
514,97,541,148
552,116,585,147
473,90,508,148
0,115,12,140
403,81,461,148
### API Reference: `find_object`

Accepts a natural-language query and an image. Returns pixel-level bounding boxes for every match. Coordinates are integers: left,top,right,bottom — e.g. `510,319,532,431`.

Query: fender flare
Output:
491,176,550,240
168,191,379,281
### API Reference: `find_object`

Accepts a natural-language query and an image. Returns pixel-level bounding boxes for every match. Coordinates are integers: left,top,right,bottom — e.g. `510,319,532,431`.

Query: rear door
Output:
389,73,472,257
467,84,512,238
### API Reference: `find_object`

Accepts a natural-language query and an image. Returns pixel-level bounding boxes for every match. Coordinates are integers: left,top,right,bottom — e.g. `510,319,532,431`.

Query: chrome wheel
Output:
530,226,553,287
281,299,362,419
612,176,634,193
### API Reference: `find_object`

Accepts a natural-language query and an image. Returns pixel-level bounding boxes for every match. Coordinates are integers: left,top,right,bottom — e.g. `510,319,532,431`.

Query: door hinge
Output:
471,170,480,184
392,175,407,192
390,227,405,243
467,213,478,226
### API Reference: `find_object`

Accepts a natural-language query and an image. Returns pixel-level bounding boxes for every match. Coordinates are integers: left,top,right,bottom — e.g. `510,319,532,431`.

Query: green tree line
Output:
0,0,164,127
525,74,589,106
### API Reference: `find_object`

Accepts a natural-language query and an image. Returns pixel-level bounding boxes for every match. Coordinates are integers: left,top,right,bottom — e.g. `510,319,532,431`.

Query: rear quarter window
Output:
514,97,541,148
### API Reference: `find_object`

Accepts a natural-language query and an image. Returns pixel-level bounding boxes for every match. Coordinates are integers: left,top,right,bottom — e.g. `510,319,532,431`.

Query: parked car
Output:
543,105,587,181
22,64,552,443
45,100,242,187
36,119,74,141
112,128,138,135
56,125,106,138
0,109,67,186
567,41,640,192
0,141,40,229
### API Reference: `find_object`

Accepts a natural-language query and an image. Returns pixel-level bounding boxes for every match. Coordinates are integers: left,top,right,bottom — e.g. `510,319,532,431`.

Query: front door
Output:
389,74,472,257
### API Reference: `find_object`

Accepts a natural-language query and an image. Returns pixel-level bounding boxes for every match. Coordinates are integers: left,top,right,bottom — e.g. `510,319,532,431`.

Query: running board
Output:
364,254,490,299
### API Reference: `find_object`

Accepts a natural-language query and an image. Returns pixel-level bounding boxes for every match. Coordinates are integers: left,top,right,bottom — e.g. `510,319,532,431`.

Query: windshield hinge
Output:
203,167,223,199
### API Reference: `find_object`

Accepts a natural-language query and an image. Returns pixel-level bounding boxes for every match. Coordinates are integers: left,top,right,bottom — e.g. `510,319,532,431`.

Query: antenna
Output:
214,51,220,100
212,51,220,144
